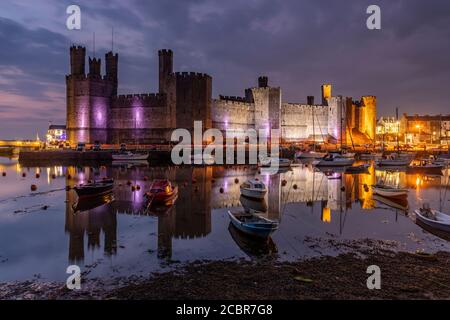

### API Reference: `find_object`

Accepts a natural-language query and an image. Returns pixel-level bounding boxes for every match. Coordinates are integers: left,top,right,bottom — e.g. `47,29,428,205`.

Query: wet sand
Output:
1,242,450,300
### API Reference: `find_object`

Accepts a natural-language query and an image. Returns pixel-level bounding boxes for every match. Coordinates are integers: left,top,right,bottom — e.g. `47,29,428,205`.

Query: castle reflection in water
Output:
63,163,447,263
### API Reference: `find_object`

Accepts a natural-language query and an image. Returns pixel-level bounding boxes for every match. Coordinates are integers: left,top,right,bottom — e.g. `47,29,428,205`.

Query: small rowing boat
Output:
415,207,450,233
240,179,267,199
228,210,279,238
145,179,178,205
112,151,149,161
371,184,408,198
73,179,114,198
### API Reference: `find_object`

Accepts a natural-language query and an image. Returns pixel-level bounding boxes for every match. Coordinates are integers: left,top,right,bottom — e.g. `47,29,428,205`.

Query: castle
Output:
66,46,376,146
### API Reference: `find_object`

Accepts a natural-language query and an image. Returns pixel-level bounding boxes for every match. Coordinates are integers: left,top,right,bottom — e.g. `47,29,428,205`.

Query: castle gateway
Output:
66,46,376,146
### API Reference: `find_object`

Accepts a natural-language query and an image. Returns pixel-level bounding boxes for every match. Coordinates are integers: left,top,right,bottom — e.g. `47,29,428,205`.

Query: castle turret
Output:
70,46,86,76
88,57,101,78
159,49,173,94
158,49,176,128
321,84,332,105
105,51,118,95
258,76,268,88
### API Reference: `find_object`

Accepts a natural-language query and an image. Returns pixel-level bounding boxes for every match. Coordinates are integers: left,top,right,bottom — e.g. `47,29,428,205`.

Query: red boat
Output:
145,179,178,205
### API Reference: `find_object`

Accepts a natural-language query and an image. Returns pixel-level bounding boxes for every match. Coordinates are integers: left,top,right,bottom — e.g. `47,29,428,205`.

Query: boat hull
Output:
112,153,149,161
295,152,326,159
372,187,408,198
228,211,278,238
240,187,267,199
415,210,450,233
74,183,114,198
315,159,355,167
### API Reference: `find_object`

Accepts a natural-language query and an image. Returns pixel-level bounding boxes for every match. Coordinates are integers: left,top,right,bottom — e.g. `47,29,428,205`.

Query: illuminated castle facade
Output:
66,46,376,145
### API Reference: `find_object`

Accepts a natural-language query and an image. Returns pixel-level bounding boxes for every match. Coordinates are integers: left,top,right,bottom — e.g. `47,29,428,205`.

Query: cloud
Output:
1,0,450,139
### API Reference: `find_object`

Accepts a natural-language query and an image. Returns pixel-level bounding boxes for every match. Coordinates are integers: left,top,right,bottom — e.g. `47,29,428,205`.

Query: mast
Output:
312,106,316,152
396,108,400,154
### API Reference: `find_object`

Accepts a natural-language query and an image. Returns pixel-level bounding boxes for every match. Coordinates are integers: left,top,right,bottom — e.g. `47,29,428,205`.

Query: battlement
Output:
158,49,173,56
174,71,211,80
70,45,86,52
112,93,166,108
218,95,249,103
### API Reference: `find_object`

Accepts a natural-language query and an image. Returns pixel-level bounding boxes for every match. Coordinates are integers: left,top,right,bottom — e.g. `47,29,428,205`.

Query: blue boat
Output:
228,210,279,238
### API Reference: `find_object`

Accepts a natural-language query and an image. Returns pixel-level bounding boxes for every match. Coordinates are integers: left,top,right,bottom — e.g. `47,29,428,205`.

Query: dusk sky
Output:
1,0,450,139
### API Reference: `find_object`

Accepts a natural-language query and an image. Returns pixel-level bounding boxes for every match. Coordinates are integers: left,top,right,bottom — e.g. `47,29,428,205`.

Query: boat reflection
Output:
416,219,450,242
72,192,115,213
373,194,409,212
228,224,277,258
240,195,268,213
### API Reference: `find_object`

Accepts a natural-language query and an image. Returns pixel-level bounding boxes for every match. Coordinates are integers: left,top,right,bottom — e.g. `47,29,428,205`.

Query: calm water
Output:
0,156,449,281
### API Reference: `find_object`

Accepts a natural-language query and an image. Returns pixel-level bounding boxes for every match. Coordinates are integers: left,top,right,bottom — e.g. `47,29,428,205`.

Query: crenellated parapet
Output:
112,93,166,108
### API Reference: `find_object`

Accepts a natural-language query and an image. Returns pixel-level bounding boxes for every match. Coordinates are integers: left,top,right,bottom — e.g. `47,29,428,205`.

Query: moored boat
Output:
145,179,178,205
371,184,408,198
112,151,149,161
415,207,450,233
345,164,370,174
73,179,114,198
259,156,292,168
314,153,355,167
407,159,444,174
295,150,326,159
376,154,410,167
240,179,267,199
228,210,279,238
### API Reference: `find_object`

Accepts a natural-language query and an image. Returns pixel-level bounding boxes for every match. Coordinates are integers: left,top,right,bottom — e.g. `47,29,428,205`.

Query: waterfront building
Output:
46,124,67,145
400,114,450,146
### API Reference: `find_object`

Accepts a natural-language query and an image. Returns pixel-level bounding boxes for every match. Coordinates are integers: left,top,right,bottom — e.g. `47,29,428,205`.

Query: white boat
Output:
371,184,408,198
112,151,149,161
240,179,267,199
407,159,444,174
415,208,450,233
376,154,410,167
295,151,326,159
314,153,355,167
259,156,292,168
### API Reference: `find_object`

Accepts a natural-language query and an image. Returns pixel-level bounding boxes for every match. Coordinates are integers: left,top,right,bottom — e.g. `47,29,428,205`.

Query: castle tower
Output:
70,46,86,76
67,46,90,144
258,76,268,88
250,76,282,138
159,49,176,128
360,96,377,142
88,57,101,78
105,51,118,95
159,49,173,94
321,84,332,105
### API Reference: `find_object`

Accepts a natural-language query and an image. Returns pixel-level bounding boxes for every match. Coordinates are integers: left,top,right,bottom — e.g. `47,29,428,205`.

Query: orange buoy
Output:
127,180,132,186
136,185,141,191
219,187,224,193
30,184,37,191
2,172,5,177
131,185,136,192
67,174,72,180
293,184,298,190
51,174,56,179
281,180,287,186
35,173,40,179
234,178,239,184
341,186,345,191
143,176,148,181
211,179,215,184
22,172,26,178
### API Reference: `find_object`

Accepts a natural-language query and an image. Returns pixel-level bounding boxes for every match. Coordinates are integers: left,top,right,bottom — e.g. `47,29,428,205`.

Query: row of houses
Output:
376,114,450,146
